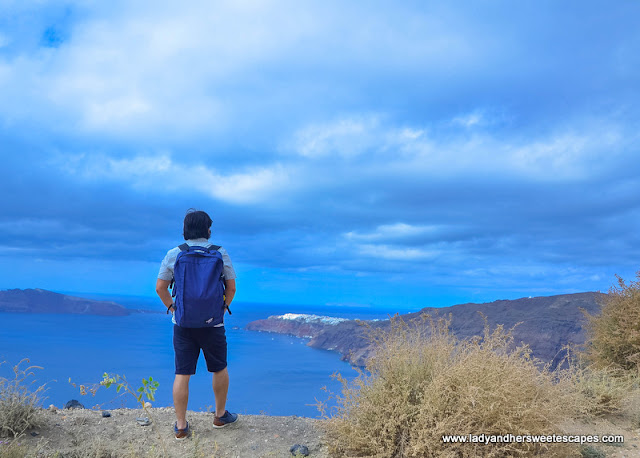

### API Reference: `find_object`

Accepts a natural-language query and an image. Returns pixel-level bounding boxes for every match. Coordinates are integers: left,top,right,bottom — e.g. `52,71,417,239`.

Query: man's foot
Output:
213,410,238,428
174,421,191,440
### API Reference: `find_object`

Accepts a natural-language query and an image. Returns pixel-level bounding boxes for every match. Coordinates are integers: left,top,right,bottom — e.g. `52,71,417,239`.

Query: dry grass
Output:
573,271,640,420
321,315,583,457
557,351,638,418
0,359,46,438
583,271,640,372
0,440,28,458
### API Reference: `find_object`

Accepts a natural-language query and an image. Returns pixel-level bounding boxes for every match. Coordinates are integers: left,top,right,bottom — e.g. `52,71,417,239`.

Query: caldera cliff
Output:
246,292,606,367
0,288,132,316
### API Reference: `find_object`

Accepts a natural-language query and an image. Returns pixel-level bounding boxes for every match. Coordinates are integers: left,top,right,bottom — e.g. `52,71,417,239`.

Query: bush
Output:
558,351,636,417
584,271,640,372
0,359,45,438
0,440,32,458
322,315,580,457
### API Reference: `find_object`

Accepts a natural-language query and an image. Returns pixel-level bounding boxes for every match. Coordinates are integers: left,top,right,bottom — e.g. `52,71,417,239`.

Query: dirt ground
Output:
11,407,329,457
6,405,640,457
559,415,640,458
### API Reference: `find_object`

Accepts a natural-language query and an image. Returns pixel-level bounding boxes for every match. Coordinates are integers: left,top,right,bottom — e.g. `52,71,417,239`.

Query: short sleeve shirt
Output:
158,238,237,282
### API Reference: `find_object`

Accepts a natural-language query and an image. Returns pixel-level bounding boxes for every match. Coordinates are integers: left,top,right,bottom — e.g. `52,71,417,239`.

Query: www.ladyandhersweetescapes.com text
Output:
441,433,624,445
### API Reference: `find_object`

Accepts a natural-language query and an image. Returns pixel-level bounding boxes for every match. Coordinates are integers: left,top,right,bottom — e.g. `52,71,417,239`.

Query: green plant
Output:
583,271,640,372
100,373,159,416
0,359,46,438
72,373,166,456
71,373,159,416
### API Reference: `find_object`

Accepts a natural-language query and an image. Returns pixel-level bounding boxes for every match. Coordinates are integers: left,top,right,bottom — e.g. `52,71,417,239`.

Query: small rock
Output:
48,404,57,412
64,399,84,410
30,431,39,437
290,444,310,456
101,411,111,418
144,402,152,409
136,417,152,426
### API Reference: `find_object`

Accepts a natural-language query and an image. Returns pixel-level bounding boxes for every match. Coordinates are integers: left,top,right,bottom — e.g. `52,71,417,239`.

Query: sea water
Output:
0,298,410,417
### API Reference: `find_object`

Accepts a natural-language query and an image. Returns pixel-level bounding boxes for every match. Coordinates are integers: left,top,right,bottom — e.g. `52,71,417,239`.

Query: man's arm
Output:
155,278,174,312
224,279,236,309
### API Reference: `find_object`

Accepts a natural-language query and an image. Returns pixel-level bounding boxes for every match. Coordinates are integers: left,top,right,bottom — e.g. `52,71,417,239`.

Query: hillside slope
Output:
0,288,132,316
247,292,607,367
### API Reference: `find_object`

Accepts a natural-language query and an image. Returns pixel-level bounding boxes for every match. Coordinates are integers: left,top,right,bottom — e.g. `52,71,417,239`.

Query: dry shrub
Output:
0,440,29,458
322,315,580,457
583,271,640,371
576,272,640,418
0,359,46,438
557,350,638,417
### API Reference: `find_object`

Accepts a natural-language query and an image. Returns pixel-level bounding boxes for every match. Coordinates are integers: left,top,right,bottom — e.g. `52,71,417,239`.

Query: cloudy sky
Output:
0,1,638,310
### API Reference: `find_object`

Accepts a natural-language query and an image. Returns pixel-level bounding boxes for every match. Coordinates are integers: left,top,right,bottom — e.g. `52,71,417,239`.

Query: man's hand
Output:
224,279,235,315
224,279,236,307
155,278,173,311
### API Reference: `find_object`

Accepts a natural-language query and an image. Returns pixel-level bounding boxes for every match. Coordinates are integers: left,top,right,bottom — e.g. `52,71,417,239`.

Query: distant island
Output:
246,292,607,367
0,288,134,316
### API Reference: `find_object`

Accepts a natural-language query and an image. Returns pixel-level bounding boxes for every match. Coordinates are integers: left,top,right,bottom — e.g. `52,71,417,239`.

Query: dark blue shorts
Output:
173,325,227,375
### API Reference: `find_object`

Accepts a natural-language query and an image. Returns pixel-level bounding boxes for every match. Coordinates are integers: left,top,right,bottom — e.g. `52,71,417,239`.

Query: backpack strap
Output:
180,243,220,252
206,245,226,284
171,243,192,294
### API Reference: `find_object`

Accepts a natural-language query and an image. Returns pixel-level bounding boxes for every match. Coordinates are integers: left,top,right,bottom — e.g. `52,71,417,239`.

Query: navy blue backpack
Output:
171,244,228,327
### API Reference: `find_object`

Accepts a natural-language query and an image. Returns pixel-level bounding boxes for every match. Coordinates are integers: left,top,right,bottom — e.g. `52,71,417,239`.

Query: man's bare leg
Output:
173,374,191,429
212,367,229,417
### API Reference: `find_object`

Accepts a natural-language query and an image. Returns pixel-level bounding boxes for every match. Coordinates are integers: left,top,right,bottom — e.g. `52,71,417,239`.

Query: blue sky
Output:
0,1,638,310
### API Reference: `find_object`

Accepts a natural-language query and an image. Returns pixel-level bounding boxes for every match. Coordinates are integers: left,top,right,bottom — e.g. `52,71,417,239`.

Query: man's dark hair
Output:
183,209,212,240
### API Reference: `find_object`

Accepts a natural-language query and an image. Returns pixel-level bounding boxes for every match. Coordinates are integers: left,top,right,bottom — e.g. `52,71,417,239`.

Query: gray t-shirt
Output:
157,238,237,282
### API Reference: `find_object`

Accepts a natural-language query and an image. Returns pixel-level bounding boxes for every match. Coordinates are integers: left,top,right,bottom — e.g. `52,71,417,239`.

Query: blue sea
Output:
0,297,412,417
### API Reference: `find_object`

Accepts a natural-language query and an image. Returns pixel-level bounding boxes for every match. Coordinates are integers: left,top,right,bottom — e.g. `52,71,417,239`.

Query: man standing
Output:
156,209,238,440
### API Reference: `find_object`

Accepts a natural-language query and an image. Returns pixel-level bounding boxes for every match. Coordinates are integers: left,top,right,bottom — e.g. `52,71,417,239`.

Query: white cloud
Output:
287,115,429,159
0,1,317,137
286,112,632,184
291,117,375,158
344,223,442,242
452,110,485,128
357,243,438,261
0,1,503,141
508,129,624,179
53,153,291,204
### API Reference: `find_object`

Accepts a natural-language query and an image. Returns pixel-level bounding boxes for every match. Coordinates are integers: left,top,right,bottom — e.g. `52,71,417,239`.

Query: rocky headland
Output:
0,288,133,316
246,292,607,367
